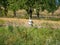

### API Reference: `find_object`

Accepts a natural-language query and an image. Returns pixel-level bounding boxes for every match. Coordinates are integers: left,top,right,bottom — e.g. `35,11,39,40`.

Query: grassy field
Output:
0,4,60,45
0,18,60,45
0,25,60,45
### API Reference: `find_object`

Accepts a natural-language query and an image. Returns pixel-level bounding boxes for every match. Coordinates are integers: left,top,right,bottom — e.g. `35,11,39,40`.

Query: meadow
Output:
0,19,60,45
0,0,60,45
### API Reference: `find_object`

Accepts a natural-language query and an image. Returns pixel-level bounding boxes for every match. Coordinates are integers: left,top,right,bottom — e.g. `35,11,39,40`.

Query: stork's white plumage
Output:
28,19,33,26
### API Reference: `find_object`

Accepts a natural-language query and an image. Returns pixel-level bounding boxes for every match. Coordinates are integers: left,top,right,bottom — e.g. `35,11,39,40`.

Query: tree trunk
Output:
29,7,32,19
52,11,54,16
29,12,32,19
0,7,2,16
36,9,40,18
4,6,8,16
13,9,16,17
37,11,39,18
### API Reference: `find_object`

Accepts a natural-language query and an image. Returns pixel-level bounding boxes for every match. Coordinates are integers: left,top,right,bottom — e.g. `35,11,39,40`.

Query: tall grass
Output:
0,26,60,45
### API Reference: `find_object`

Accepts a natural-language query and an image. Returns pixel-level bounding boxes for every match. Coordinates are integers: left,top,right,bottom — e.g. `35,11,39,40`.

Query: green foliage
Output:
46,17,60,21
0,26,60,45
0,19,5,25
8,25,14,32
0,0,60,18
45,0,58,13
8,0,19,10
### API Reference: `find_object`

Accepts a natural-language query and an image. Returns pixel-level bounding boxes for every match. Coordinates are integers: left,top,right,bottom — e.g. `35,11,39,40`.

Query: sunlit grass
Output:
0,26,60,45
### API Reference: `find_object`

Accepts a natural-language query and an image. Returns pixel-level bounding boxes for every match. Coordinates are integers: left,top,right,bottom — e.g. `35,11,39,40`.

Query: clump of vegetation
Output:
0,19,5,24
0,19,6,26
45,17,60,21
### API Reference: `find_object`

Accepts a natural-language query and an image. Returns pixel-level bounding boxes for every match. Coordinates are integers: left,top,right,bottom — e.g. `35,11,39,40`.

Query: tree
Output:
0,0,9,16
33,0,46,18
34,0,59,17
8,0,19,17
0,0,3,16
8,0,26,17
45,0,58,15
25,0,35,19
58,0,60,6
0,0,59,18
